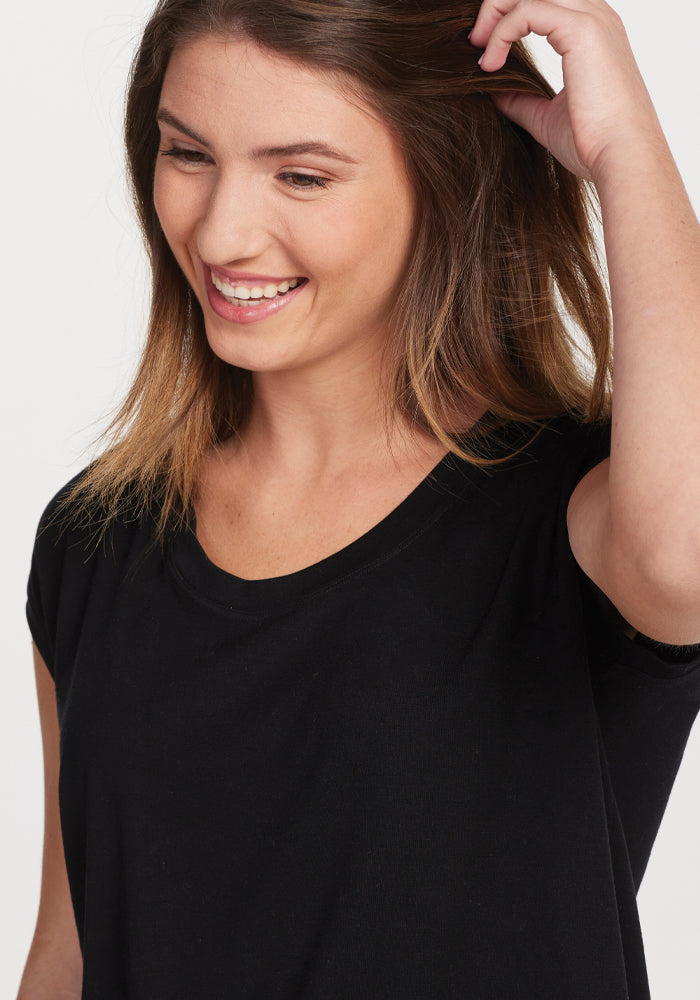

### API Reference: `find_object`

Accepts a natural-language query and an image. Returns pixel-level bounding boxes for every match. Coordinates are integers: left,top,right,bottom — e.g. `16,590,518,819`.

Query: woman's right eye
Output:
159,147,212,166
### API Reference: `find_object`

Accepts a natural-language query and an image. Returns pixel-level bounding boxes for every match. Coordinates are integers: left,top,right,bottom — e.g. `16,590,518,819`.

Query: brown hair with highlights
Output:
68,0,612,537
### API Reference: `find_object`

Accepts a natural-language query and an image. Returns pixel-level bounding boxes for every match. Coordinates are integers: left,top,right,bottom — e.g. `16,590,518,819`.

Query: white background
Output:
2,1,699,996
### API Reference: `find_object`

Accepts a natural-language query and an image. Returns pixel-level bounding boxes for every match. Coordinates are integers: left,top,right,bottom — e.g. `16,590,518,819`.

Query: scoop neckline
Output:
168,434,491,615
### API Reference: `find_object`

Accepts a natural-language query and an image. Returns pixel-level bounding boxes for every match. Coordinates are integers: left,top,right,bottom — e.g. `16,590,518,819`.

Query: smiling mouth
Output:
210,270,307,306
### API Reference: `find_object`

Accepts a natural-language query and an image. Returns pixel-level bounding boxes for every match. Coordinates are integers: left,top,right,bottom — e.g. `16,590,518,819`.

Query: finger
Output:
491,90,551,139
476,0,594,72
469,0,598,51
470,0,519,51
492,90,592,179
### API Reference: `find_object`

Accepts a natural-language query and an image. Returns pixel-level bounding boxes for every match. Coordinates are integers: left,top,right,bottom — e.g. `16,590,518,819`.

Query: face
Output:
154,34,417,381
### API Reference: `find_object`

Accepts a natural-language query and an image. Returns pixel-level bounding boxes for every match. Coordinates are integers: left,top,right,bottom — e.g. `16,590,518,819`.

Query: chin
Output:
203,327,304,374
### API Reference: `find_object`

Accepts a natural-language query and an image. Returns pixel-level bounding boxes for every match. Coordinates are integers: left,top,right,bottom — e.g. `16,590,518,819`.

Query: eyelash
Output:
278,172,329,190
159,147,330,190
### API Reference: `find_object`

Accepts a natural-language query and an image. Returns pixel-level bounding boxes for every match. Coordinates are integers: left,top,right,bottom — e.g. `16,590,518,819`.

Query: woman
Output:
18,0,700,997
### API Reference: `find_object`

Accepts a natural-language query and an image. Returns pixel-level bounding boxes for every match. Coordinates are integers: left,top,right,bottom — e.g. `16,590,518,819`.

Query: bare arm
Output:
566,126,700,644
16,645,82,1000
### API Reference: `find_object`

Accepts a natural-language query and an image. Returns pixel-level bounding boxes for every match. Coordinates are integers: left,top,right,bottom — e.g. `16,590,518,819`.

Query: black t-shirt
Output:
27,414,700,999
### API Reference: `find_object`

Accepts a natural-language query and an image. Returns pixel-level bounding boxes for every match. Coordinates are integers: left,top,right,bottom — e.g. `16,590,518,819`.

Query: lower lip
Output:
204,267,308,325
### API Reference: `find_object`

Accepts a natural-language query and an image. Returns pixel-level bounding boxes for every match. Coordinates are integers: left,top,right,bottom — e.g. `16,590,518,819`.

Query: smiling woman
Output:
152,34,417,378
17,0,700,998
64,0,617,536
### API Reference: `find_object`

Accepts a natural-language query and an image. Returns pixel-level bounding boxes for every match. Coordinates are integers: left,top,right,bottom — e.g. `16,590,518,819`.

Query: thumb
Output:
491,90,551,143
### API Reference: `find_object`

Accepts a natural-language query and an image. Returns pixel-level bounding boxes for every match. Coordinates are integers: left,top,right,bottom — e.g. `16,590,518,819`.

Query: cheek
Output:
153,168,201,251
318,188,414,294
152,165,172,236
306,198,402,279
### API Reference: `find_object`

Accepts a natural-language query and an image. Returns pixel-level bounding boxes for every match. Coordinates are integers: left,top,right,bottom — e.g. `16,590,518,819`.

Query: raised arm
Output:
471,0,700,644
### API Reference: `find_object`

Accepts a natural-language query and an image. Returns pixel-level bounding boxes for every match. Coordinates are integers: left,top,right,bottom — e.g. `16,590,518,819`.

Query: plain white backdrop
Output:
2,1,698,995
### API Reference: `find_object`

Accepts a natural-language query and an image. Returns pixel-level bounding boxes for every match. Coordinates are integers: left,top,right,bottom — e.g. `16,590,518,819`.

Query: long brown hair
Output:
67,0,612,537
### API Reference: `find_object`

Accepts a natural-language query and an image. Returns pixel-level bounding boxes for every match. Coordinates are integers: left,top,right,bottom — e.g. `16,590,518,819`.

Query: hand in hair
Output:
469,0,663,184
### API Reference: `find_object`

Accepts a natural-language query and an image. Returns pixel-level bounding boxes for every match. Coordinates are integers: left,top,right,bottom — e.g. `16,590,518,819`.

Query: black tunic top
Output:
27,415,700,999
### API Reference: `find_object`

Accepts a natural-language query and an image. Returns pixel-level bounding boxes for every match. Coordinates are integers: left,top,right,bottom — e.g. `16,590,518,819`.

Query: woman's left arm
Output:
471,0,700,644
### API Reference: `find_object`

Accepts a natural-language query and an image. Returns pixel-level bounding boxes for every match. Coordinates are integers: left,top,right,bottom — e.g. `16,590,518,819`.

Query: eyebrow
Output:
156,108,359,165
157,108,209,146
250,141,359,165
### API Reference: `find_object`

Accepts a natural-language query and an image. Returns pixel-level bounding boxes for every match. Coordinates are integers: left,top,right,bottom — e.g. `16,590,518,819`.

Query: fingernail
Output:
478,54,484,66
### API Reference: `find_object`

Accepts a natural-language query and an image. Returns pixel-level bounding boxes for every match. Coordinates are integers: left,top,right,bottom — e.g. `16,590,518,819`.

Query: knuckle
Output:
601,1,624,25
607,8,627,34
578,10,604,39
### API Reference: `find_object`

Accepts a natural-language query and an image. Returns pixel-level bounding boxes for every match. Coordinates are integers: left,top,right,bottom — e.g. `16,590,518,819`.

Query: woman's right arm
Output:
16,645,83,1000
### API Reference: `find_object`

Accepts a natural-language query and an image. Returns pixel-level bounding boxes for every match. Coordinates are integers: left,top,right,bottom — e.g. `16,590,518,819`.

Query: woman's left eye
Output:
279,172,330,191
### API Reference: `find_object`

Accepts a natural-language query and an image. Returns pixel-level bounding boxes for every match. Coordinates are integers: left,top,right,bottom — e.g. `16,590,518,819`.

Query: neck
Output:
235,360,438,479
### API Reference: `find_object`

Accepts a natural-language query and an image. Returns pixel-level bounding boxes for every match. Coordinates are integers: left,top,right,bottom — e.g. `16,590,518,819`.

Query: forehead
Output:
160,34,394,158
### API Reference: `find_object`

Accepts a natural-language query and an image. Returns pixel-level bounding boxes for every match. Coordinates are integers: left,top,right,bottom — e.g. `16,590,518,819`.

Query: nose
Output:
195,172,271,268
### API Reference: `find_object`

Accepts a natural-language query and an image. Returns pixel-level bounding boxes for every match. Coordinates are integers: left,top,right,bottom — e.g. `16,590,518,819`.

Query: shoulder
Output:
435,413,613,525
522,414,612,509
29,467,158,598
33,465,158,545
32,469,105,570
535,413,611,468
474,412,612,498
27,469,162,678
31,469,94,564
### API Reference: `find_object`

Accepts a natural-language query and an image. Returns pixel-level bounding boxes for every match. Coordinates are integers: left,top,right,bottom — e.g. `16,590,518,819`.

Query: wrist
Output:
589,123,671,192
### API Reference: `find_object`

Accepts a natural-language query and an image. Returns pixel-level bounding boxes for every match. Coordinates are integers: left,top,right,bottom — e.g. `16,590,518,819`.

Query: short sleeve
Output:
583,577,700,888
546,415,700,887
27,529,56,678
550,414,700,677
26,474,87,681
559,422,700,886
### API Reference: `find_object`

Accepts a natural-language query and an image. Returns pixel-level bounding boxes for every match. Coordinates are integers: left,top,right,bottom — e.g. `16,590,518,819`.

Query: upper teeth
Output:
211,272,300,300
